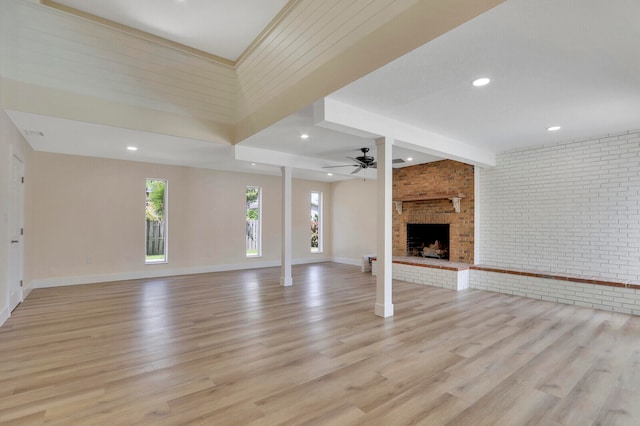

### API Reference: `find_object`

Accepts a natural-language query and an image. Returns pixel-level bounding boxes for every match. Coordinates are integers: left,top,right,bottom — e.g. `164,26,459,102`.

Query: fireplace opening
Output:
406,224,450,260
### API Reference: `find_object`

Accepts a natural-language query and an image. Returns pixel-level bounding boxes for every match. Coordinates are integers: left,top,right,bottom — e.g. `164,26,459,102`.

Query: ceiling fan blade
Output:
346,156,366,166
350,166,363,175
370,161,377,168
322,164,358,169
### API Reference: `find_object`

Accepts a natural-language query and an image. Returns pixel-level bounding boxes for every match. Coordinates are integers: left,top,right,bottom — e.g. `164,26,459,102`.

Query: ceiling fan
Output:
323,147,405,175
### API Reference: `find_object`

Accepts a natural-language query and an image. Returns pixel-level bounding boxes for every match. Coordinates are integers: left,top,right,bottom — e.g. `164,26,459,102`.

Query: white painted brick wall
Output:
477,130,640,282
470,270,640,316
393,264,460,290
372,261,467,291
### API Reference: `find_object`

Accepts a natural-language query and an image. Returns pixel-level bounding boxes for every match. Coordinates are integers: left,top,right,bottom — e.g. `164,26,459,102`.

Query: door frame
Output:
8,146,24,313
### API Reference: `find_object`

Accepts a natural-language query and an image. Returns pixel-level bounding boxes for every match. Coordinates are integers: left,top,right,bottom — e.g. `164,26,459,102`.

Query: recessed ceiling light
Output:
327,173,333,176
24,129,44,137
251,163,257,166
547,126,561,132
300,134,309,140
126,146,138,151
407,157,413,162
472,77,491,87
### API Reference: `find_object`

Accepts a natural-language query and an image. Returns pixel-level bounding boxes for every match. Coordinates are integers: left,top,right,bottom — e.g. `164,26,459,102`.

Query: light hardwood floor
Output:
1,262,639,425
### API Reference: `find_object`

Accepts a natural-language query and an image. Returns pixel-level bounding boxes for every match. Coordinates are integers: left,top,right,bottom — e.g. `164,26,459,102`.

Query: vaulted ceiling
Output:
3,0,640,181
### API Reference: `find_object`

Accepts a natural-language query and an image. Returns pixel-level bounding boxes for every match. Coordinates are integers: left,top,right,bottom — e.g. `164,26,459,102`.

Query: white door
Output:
8,152,24,312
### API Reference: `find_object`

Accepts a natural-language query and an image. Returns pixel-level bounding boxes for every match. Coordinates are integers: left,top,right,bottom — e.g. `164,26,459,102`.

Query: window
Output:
146,178,167,263
246,186,262,257
311,191,322,253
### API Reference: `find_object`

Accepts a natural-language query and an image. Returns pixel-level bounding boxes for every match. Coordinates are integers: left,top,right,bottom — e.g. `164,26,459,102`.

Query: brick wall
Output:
477,130,640,281
393,160,474,263
470,270,640,316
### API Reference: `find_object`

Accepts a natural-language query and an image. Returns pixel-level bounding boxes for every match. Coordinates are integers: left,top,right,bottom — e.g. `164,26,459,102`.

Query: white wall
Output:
0,110,30,325
27,152,332,288
477,130,640,281
330,178,377,265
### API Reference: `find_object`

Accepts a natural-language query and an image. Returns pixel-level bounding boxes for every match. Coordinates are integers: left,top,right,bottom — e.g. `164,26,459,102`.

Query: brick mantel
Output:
393,160,474,263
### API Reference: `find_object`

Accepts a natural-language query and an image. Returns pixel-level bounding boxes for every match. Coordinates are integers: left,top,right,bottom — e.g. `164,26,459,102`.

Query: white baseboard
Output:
0,304,9,328
31,258,335,289
293,256,331,265
32,261,280,289
331,257,362,267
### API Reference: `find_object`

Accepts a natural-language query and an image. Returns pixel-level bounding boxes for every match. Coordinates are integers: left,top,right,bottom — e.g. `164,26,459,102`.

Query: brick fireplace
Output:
406,223,450,259
392,160,474,263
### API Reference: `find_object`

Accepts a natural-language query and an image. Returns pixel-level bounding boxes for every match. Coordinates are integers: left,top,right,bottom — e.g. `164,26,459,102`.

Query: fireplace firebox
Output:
406,224,450,260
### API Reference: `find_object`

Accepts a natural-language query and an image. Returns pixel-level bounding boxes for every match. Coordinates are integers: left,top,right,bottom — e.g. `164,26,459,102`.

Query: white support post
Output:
375,137,394,317
474,166,481,265
280,166,293,286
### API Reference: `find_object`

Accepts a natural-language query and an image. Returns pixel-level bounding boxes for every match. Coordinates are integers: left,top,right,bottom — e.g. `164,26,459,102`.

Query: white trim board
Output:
31,257,333,289
330,257,363,267
0,304,9,328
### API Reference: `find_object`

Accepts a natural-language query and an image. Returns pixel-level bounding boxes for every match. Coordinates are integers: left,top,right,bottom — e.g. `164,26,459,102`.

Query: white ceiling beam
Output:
314,98,496,167
233,145,376,179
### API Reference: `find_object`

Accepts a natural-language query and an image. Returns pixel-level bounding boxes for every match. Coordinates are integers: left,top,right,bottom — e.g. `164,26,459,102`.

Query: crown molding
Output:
234,0,299,66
